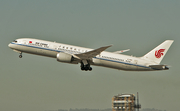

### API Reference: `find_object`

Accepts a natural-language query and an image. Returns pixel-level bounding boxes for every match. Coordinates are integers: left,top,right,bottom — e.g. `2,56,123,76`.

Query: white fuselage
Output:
8,38,162,71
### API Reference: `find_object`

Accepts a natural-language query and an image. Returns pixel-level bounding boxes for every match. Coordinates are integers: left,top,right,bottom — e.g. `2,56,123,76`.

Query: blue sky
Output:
0,1,180,111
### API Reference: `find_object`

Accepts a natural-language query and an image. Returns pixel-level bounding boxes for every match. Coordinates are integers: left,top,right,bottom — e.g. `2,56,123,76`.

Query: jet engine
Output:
56,52,74,63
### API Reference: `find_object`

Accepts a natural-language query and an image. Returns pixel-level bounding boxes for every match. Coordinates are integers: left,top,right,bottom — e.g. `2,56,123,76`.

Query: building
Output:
112,93,139,111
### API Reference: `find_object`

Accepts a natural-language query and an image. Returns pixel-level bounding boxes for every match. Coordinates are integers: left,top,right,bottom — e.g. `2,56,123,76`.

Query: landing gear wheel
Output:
89,67,92,71
80,61,93,71
85,67,89,71
19,55,22,58
81,66,93,71
81,67,85,70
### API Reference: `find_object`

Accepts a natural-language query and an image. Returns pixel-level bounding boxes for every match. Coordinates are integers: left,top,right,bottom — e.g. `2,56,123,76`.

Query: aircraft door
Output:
53,45,58,50
17,40,24,50
23,40,27,45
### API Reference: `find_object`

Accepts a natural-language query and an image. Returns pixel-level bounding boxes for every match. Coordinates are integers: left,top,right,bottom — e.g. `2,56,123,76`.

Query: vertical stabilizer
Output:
142,40,174,64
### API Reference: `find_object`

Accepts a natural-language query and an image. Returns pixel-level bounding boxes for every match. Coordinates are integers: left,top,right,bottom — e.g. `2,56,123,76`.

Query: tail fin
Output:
142,40,174,64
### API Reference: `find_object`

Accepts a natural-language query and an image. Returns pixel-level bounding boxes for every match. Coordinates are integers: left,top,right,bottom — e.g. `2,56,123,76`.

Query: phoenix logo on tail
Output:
155,49,165,58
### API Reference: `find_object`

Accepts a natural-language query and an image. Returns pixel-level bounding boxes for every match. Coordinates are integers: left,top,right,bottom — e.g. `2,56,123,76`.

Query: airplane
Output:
8,38,174,71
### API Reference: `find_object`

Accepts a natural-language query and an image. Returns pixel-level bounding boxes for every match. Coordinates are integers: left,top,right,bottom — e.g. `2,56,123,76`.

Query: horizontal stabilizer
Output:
149,65,169,70
113,49,130,54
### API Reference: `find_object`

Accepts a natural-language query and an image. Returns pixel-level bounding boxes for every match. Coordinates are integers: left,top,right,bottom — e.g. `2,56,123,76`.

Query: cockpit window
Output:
13,40,17,43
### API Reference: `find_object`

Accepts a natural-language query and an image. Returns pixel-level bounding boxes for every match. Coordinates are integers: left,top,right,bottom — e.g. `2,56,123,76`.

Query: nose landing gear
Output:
19,52,22,58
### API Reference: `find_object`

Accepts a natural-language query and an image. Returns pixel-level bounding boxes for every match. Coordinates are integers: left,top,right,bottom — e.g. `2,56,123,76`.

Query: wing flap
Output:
74,45,112,60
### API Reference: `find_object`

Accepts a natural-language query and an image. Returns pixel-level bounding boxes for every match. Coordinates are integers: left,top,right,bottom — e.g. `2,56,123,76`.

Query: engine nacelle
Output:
57,52,73,63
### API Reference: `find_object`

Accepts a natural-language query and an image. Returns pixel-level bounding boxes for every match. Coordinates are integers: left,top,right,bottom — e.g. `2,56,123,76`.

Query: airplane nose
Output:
8,43,12,48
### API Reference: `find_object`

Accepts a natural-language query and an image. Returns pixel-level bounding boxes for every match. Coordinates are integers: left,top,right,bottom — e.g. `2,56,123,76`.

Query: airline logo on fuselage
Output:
155,49,165,58
28,41,49,48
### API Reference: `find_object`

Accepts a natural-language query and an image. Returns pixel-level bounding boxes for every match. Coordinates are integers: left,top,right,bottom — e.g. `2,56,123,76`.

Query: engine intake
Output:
57,52,73,63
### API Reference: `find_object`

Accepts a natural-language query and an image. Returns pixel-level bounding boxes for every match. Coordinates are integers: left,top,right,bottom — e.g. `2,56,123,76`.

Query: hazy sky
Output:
1,1,180,111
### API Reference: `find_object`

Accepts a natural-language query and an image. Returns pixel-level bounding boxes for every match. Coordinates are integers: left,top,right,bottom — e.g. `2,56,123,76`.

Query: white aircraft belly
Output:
93,57,151,71
101,59,127,70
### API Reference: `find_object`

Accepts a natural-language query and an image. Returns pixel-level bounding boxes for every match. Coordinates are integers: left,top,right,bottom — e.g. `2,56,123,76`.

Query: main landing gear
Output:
80,60,92,71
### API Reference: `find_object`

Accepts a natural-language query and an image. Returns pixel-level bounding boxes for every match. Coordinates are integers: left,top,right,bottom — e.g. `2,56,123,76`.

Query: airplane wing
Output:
113,49,130,54
73,45,112,60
